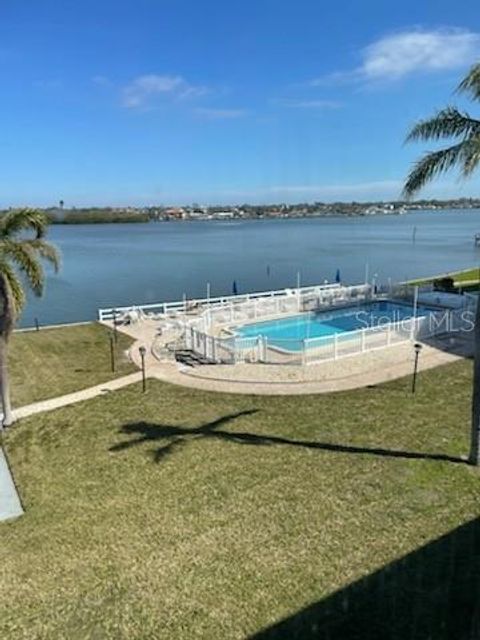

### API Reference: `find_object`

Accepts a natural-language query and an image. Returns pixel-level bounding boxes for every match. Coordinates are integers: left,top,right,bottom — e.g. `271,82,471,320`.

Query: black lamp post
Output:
112,309,118,343
412,342,423,394
139,346,147,392
109,333,116,372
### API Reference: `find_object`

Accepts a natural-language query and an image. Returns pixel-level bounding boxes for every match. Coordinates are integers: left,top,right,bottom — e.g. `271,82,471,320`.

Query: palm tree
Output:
0,208,60,427
403,62,480,466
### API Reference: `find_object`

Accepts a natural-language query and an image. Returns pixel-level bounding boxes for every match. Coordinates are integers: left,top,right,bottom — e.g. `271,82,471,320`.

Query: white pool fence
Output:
181,306,472,366
98,281,476,367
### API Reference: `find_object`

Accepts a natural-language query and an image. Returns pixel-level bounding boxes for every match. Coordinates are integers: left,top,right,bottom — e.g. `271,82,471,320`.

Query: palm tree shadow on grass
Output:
109,409,466,465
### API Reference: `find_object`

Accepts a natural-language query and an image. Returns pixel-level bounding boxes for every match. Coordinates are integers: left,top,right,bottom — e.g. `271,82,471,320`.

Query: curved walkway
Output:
139,345,462,395
121,319,472,396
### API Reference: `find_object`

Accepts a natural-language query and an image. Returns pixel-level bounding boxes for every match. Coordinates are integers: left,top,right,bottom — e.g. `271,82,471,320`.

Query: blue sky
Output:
2,0,480,206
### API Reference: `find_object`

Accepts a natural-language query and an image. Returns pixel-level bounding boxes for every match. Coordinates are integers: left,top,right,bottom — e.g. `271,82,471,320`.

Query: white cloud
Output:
122,74,208,108
193,107,249,119
312,28,480,85
363,28,480,80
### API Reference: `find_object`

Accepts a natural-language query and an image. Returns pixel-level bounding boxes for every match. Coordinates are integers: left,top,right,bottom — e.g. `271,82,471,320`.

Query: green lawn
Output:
1,360,479,639
10,323,135,407
451,266,480,284
408,266,480,289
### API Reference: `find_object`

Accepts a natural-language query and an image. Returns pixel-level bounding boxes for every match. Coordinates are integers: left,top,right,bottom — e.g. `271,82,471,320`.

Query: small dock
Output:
475,233,480,246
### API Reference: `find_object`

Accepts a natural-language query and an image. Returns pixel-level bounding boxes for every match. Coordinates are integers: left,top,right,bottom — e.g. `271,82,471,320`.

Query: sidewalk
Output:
0,448,23,522
12,371,142,421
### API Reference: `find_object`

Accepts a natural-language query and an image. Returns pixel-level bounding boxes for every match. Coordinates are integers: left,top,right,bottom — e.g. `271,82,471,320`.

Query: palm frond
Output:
460,134,480,176
0,260,25,315
0,208,49,239
23,239,61,273
0,241,44,296
405,107,480,143
457,62,480,101
403,136,480,197
402,142,465,198
0,262,26,335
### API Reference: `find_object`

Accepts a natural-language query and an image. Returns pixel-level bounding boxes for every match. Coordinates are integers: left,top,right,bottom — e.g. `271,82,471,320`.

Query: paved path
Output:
0,448,23,521
12,371,143,422
141,345,462,395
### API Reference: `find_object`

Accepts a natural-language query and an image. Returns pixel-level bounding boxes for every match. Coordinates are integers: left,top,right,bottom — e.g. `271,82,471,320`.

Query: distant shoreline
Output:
2,203,480,224
47,206,480,224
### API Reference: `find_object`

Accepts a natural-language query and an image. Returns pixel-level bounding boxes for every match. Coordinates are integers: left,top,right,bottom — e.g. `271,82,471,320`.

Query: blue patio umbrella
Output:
335,269,341,283
232,280,238,295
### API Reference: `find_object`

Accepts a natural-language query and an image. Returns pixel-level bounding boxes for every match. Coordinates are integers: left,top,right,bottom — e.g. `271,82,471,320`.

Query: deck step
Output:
174,350,215,367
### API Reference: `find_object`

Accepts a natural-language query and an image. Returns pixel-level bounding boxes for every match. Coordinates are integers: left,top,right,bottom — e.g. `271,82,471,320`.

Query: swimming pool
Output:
234,300,439,352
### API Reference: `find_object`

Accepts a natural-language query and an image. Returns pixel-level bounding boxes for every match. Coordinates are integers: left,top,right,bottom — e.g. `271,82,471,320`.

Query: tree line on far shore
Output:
0,208,151,224
46,208,151,224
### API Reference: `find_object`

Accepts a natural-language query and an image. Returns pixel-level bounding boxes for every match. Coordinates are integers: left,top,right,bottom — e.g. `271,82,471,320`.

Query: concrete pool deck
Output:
107,318,473,395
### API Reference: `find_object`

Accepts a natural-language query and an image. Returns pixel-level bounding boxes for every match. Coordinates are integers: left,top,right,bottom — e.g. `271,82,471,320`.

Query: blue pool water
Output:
235,301,438,351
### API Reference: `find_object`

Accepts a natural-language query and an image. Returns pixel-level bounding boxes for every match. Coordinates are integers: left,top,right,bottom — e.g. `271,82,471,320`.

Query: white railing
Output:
97,281,356,322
